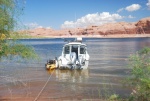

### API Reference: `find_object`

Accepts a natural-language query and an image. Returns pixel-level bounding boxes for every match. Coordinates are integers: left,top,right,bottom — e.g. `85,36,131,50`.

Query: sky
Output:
22,0,150,30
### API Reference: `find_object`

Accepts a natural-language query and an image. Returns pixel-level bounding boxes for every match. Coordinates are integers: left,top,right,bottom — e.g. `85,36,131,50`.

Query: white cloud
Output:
37,26,43,28
128,15,135,18
25,22,42,29
46,27,52,29
24,23,52,30
61,12,123,29
117,8,124,13
125,4,141,12
146,0,150,10
61,21,75,28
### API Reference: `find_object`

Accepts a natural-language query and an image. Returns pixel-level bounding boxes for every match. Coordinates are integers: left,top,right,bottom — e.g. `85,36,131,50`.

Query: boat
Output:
57,37,90,70
45,38,90,70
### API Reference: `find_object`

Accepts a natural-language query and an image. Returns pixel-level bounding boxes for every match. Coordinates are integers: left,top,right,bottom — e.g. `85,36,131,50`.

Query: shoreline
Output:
25,34,150,39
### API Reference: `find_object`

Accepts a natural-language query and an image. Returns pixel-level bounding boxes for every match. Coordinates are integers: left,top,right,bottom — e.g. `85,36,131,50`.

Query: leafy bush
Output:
127,47,150,101
0,0,38,60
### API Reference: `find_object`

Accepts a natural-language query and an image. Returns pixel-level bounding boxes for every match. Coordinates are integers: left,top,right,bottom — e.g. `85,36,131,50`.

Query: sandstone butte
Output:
22,17,150,38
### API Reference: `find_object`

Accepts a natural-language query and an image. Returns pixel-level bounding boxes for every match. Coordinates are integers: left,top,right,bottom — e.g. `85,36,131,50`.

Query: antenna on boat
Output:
75,12,77,35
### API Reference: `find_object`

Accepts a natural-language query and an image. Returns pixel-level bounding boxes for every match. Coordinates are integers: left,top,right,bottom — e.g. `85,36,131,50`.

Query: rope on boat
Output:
33,70,54,101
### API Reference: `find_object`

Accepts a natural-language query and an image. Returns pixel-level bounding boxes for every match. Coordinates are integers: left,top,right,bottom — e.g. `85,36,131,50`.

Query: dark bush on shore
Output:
126,47,150,101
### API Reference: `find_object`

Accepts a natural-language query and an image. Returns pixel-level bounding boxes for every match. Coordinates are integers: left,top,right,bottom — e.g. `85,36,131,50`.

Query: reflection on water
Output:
49,69,89,83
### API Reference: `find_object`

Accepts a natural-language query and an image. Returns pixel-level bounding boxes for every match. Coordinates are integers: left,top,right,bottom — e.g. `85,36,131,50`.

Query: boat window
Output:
64,46,70,54
80,46,86,54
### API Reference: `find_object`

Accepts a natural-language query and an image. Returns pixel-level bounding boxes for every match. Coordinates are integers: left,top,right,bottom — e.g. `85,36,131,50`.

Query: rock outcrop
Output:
135,17,150,34
24,17,150,37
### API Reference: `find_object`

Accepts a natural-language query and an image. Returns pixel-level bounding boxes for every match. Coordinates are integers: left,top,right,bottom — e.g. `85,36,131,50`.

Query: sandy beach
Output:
41,34,150,38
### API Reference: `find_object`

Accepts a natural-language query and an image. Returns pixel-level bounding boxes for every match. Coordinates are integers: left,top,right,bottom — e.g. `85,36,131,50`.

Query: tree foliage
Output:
0,0,37,60
127,47,150,101
0,0,14,38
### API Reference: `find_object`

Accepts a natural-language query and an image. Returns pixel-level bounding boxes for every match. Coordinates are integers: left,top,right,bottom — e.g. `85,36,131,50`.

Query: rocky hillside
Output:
24,17,150,37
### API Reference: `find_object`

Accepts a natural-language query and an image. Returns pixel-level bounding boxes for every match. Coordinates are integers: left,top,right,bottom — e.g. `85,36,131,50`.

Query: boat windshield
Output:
64,45,86,55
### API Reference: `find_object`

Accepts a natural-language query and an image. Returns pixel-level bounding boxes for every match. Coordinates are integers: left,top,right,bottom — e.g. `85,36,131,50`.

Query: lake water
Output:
0,38,150,100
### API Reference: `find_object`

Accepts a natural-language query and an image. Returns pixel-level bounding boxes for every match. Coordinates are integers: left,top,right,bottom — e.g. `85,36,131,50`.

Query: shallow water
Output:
0,38,150,100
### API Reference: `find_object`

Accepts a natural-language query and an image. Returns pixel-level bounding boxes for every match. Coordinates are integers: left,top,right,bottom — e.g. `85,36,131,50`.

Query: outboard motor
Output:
78,55,85,65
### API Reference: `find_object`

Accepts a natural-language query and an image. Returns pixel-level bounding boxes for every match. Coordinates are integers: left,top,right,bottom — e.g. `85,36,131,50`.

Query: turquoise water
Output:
0,38,150,99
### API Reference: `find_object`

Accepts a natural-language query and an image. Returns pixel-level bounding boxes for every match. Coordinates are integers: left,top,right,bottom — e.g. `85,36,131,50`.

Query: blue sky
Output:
22,0,150,29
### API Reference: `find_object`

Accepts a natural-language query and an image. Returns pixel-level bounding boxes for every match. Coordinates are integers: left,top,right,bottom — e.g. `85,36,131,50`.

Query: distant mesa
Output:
23,17,150,38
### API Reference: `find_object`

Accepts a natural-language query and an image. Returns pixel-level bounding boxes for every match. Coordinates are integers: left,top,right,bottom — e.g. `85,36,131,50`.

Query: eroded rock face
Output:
25,17,150,37
136,17,150,34
80,22,137,35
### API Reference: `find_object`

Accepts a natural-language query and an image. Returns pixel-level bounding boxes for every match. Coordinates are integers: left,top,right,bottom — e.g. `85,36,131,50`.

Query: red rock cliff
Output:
25,17,150,37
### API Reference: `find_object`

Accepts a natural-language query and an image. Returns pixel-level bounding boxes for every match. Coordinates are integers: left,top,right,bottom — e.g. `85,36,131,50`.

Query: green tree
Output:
127,47,150,101
0,0,37,60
